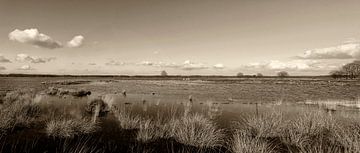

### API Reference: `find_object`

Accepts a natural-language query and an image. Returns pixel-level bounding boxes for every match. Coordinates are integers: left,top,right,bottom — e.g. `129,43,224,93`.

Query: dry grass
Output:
231,131,275,153
46,118,98,138
0,90,40,134
171,113,225,148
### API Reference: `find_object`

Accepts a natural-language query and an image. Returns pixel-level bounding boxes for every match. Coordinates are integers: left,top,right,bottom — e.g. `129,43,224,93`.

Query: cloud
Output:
16,53,55,63
105,60,126,66
0,66,6,70
245,60,319,70
18,65,33,70
9,28,62,49
67,35,84,48
297,42,360,59
213,63,225,69
139,60,211,71
182,60,208,70
0,55,11,63
88,63,96,65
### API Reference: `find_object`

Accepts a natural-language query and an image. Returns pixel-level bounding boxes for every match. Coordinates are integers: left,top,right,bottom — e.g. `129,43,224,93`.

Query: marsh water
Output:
35,91,360,129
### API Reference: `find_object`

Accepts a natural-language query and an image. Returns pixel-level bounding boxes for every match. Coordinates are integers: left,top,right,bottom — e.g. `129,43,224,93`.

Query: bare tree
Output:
161,70,168,76
277,71,289,77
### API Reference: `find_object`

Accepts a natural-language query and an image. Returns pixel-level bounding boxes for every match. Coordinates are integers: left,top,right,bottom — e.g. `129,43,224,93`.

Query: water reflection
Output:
34,91,360,128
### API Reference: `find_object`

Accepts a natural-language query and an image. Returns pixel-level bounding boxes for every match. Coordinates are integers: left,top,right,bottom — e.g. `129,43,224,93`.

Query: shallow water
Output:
36,92,360,128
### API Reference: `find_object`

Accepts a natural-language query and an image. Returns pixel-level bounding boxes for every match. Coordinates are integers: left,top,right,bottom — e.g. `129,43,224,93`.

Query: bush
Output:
277,71,289,77
236,72,244,77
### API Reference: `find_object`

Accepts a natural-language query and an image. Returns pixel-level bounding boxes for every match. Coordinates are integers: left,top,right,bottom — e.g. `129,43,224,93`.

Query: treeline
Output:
329,60,360,79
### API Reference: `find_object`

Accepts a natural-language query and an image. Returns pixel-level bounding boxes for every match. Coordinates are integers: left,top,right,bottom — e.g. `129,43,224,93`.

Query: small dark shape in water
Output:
152,92,156,95
199,102,203,105
142,99,146,104
221,102,230,104
71,90,91,97
124,102,131,105
122,90,127,97
189,95,193,102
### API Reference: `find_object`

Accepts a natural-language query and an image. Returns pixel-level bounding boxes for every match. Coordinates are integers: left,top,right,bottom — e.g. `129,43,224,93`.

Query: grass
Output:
46,118,98,138
171,113,225,148
2,82,360,152
0,90,40,134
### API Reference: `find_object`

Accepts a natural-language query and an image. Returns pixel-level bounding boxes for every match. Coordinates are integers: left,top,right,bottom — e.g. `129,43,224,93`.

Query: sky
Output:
0,0,360,75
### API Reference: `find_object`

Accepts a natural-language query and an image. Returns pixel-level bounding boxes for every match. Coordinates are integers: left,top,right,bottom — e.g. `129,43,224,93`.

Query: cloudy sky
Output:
0,0,360,75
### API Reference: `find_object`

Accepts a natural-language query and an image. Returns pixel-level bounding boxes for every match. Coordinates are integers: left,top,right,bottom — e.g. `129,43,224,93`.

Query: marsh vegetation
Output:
0,77,360,153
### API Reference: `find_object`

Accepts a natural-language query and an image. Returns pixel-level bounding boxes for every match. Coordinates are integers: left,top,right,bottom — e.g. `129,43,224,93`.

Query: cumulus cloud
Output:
67,35,84,48
297,42,360,59
182,60,208,70
16,53,55,63
213,63,225,69
0,55,11,63
9,28,62,49
245,60,319,70
0,66,6,70
18,65,33,70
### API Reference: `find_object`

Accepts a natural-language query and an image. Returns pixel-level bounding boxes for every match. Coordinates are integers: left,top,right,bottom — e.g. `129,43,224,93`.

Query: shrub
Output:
46,118,98,138
161,70,168,76
277,71,289,77
236,72,244,77
257,73,264,77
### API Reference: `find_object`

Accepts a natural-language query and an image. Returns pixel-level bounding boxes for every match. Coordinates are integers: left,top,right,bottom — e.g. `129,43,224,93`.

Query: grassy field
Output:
0,76,360,153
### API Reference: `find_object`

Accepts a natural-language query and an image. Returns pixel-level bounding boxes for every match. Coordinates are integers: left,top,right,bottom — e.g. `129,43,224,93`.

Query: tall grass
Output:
46,118,98,138
0,90,40,134
170,114,225,148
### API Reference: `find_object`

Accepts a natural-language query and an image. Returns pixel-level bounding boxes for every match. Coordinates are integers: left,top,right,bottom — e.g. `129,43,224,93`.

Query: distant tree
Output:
256,73,263,77
160,70,168,76
277,71,289,77
329,70,345,79
236,72,244,77
341,60,360,79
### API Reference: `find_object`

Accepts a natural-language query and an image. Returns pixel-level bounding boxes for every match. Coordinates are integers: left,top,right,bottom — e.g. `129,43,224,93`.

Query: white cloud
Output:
182,60,208,70
213,63,225,69
18,65,33,70
298,42,360,59
9,28,62,49
0,55,11,63
246,60,318,70
105,60,126,66
16,53,55,63
67,35,84,48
